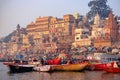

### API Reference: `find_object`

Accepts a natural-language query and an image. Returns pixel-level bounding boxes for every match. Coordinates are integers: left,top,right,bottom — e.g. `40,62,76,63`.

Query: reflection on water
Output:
101,72,120,80
7,71,86,80
5,71,120,80
0,62,120,80
39,71,86,80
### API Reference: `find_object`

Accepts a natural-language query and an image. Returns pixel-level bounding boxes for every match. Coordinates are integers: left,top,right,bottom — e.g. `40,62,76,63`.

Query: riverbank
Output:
0,62,120,80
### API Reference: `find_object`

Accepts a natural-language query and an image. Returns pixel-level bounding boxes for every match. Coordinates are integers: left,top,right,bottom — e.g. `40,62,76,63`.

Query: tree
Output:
87,0,111,20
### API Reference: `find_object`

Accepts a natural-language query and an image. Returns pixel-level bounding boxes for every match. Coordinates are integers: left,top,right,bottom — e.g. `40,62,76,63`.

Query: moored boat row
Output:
3,60,120,73
3,59,89,72
2,52,120,73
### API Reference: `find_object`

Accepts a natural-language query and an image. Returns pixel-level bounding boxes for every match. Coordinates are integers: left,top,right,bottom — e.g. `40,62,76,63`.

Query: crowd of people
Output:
2,45,120,64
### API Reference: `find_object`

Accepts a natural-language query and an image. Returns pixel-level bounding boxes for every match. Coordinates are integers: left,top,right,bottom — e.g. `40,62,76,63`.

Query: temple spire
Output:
94,12,100,25
104,11,118,41
84,16,88,23
16,24,21,37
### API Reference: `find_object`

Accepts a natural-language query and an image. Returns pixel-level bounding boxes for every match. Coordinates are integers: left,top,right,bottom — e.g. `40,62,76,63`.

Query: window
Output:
76,37,79,40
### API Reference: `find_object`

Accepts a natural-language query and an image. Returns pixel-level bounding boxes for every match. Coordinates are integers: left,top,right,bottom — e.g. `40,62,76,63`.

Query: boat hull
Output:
104,62,120,73
104,67,120,73
87,63,106,71
34,65,52,72
52,62,88,71
8,64,34,73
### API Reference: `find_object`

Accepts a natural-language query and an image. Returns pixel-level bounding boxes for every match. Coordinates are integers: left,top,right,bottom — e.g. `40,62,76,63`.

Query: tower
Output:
104,11,118,41
94,13,100,26
16,24,21,37
15,24,22,45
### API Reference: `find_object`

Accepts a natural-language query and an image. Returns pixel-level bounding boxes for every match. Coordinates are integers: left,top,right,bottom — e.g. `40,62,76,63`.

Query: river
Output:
0,62,120,80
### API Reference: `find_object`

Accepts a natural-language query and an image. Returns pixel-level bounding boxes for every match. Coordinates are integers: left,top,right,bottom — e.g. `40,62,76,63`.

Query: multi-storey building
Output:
1,12,120,55
73,16,91,47
26,14,76,51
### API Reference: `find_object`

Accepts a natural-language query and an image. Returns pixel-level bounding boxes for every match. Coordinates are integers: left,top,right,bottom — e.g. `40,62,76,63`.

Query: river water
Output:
0,62,120,80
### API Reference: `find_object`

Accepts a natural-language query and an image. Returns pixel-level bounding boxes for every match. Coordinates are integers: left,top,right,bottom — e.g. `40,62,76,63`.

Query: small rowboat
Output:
34,65,52,72
52,62,88,71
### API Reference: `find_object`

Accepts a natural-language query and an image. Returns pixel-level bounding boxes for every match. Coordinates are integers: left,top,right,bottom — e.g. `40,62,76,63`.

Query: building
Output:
26,14,76,51
94,11,119,47
91,13,104,38
104,11,119,41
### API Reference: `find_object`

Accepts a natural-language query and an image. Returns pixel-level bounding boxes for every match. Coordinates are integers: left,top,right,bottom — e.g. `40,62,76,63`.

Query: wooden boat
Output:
104,61,120,73
34,65,52,72
88,61,120,72
87,63,107,71
86,58,119,71
8,64,35,73
52,62,88,71
3,59,40,73
104,67,120,73
86,52,120,71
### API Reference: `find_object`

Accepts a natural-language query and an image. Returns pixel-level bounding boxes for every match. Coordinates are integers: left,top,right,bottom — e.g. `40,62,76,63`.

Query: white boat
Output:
34,65,52,72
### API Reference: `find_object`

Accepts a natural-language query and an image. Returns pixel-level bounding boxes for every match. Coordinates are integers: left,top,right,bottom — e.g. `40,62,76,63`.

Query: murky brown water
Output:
0,62,120,80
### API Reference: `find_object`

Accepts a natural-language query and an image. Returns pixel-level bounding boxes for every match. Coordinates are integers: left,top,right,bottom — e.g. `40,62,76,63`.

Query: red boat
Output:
86,52,120,71
104,67,120,73
104,61,120,73
87,61,118,71
87,63,107,71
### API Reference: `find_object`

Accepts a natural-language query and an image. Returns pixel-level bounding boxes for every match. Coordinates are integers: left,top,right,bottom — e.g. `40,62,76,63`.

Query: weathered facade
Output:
26,14,76,51
0,12,120,55
94,11,119,47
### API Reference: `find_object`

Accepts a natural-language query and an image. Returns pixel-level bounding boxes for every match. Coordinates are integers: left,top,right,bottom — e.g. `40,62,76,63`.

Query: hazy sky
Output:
0,0,120,38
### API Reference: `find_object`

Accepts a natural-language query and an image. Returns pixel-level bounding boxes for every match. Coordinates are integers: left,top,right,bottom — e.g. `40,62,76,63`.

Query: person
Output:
67,59,70,64
20,60,23,64
117,58,120,67
41,58,44,65
113,61,118,68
